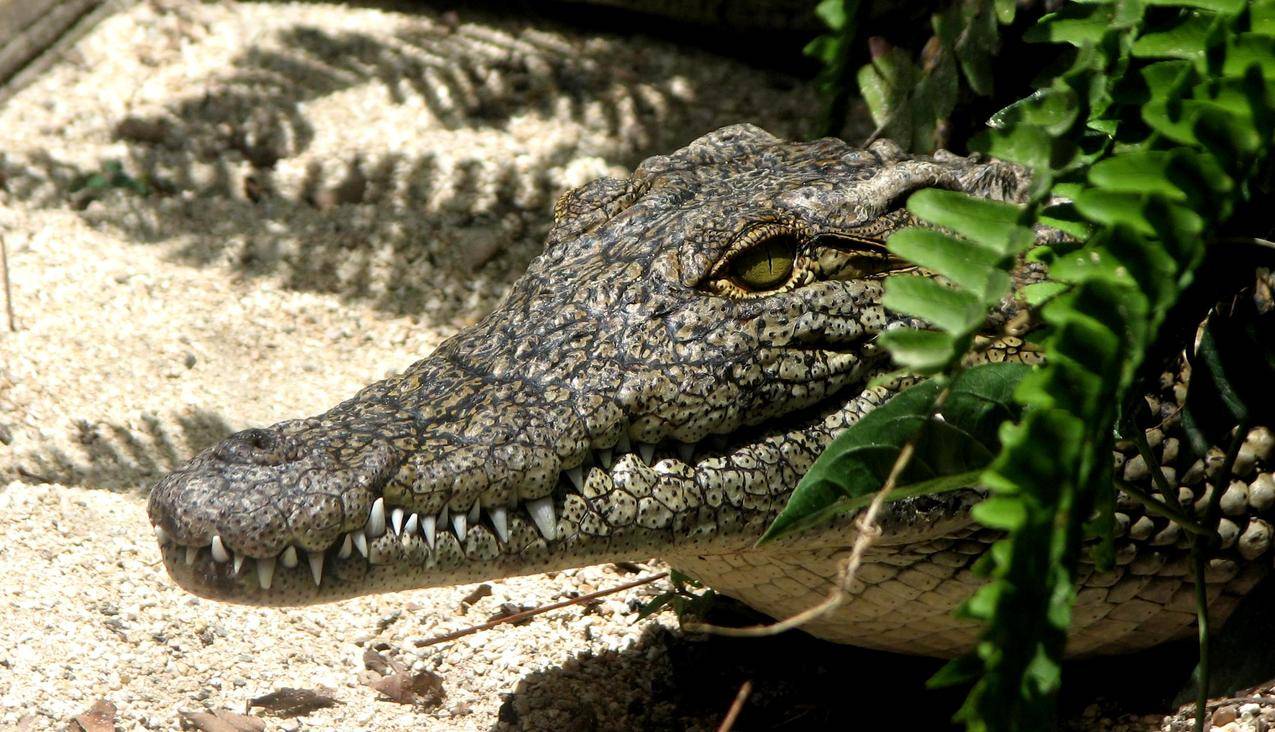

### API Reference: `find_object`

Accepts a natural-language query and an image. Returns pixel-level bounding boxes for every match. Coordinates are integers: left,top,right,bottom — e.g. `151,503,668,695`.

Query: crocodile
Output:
147,124,1275,659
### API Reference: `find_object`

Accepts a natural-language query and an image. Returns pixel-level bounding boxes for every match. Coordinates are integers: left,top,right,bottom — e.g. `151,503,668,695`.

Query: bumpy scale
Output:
148,125,1275,658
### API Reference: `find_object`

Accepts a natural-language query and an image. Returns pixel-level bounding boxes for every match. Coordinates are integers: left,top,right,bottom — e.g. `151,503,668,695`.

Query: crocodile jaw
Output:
146,124,1028,605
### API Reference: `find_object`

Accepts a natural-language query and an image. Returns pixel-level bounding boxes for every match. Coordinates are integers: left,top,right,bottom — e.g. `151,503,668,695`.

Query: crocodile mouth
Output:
150,356,883,606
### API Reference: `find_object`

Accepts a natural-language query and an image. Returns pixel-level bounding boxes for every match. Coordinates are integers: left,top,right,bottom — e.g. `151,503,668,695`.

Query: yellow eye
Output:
728,236,797,291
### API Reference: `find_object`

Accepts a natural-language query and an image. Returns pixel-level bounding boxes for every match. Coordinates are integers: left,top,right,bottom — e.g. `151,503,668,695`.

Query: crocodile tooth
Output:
403,512,420,539
308,552,323,586
566,466,584,490
154,525,169,545
423,515,437,550
467,499,481,525
489,506,509,543
451,511,467,542
281,546,298,568
528,496,557,541
210,535,229,563
353,531,369,558
616,433,631,455
638,442,656,465
233,553,244,575
677,443,695,462
258,556,276,590
366,497,386,537
391,507,405,536
185,545,199,566
598,449,613,469
338,534,353,559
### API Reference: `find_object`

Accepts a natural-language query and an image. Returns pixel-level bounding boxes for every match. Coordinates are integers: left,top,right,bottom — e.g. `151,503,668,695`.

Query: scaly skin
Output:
148,125,1275,658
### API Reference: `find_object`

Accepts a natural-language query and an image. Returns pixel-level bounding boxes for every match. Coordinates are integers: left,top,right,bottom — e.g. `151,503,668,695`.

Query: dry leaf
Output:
248,687,339,718
366,669,445,709
363,647,392,675
460,584,493,607
179,709,266,732
71,700,116,732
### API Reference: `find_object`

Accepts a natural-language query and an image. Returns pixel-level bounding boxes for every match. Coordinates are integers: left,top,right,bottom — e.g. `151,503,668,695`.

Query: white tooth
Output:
153,525,169,544
528,496,557,541
467,499,481,524
598,449,613,469
678,443,695,462
258,556,276,590
233,553,244,575
281,546,298,568
489,506,509,542
391,507,404,536
566,466,583,490
423,515,437,549
185,545,198,565
338,533,353,559
404,513,420,538
616,433,631,454
210,535,229,563
308,552,323,586
353,531,369,558
366,497,386,537
638,442,655,465
451,511,467,542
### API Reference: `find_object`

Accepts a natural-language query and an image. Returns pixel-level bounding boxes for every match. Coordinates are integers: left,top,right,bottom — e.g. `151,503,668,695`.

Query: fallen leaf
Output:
460,584,493,607
178,709,266,732
366,669,446,709
71,700,116,732
248,687,339,718
363,647,391,675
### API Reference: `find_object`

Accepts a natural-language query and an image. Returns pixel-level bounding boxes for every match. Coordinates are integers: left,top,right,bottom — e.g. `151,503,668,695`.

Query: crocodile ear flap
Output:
549,176,639,238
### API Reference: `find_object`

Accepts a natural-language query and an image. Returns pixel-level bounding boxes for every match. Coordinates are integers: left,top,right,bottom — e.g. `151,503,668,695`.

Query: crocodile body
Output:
148,125,1275,658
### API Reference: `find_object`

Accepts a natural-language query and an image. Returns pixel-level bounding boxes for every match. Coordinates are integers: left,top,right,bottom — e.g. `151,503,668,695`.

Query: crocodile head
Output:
148,124,1028,604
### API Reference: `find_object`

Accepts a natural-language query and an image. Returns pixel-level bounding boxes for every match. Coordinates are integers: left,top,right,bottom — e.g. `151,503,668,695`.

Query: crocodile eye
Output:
728,236,797,291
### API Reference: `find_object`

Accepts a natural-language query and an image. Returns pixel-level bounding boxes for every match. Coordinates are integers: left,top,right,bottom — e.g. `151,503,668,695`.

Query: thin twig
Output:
1,235,13,332
1192,420,1251,732
685,385,954,638
413,572,667,648
1114,479,1211,537
716,680,752,732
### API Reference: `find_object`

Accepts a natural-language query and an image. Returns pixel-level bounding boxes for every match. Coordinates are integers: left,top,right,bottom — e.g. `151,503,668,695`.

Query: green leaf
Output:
1088,152,1190,200
1145,0,1243,13
1132,12,1218,61
988,87,1081,136
906,189,1033,255
1026,4,1117,46
879,328,962,373
814,0,849,30
887,228,1009,301
761,363,1031,543
884,275,986,334
857,47,919,147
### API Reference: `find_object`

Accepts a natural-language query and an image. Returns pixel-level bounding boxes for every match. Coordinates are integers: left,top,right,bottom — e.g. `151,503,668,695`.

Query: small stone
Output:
1151,522,1180,546
1145,428,1164,448
1129,516,1156,541
1183,459,1206,486
183,352,197,369
1214,705,1239,726
1179,486,1196,506
1251,473,1275,511
1206,557,1239,582
1112,512,1131,537
1218,518,1241,549
1236,445,1259,477
1205,447,1227,479
1246,427,1275,462
1240,519,1273,560
1161,437,1180,464
1222,481,1250,516
1123,454,1150,482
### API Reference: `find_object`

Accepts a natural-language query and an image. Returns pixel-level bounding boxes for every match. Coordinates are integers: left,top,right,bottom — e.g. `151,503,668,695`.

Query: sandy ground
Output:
0,1,829,729
0,1,1256,730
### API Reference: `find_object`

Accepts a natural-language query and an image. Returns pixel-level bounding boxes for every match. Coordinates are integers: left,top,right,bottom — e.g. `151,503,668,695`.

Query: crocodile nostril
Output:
215,428,290,466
